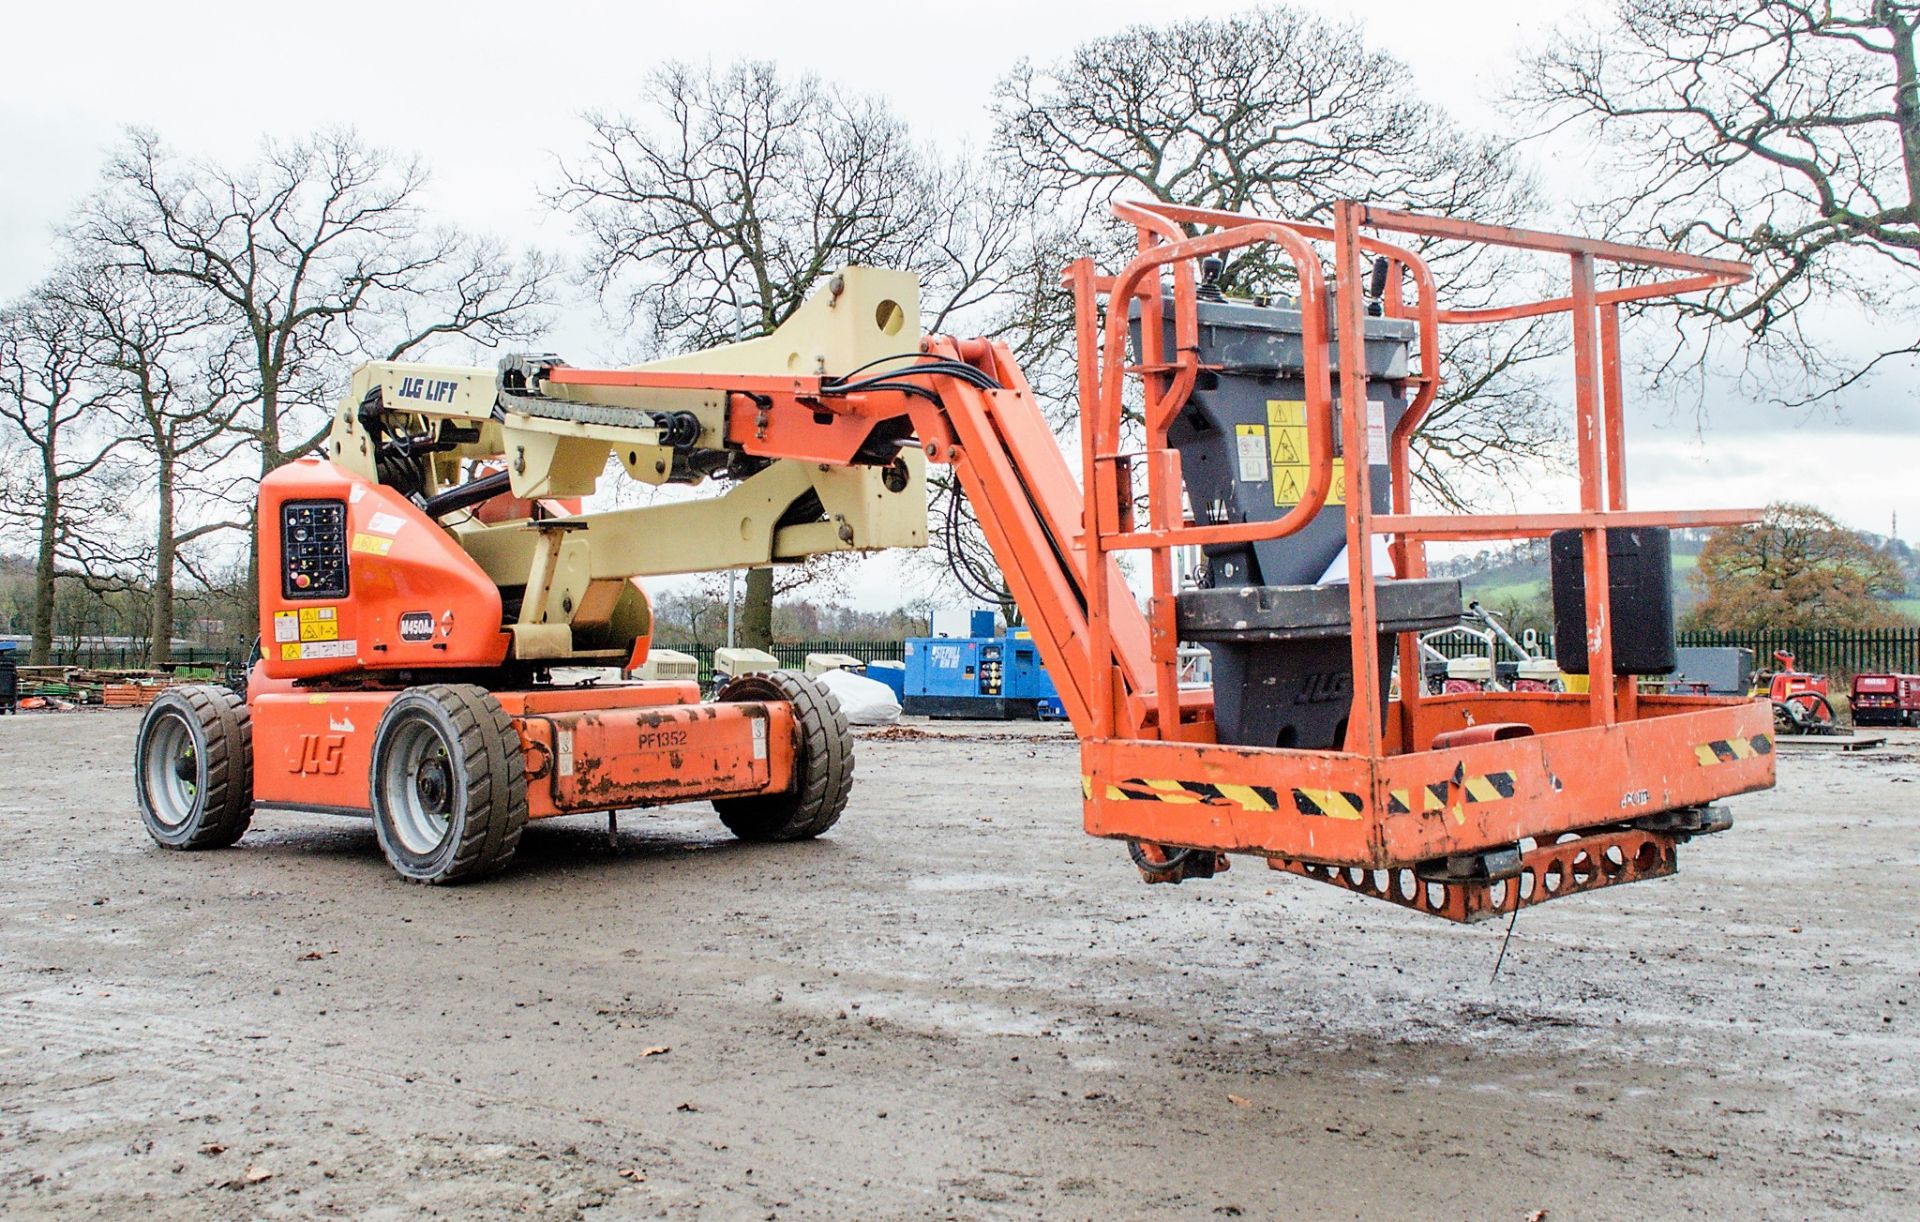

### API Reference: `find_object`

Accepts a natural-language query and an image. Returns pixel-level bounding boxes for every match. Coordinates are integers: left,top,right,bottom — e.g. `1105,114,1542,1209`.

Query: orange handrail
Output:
1093,222,1338,550
1071,197,1757,752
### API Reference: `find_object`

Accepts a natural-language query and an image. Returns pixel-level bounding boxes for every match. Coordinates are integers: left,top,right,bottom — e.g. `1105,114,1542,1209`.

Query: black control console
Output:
281,499,349,599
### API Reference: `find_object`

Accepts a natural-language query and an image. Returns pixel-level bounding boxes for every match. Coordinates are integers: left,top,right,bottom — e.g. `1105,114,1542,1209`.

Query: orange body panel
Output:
256,457,510,680
251,690,399,812
251,685,796,818
1082,697,1773,868
517,701,796,819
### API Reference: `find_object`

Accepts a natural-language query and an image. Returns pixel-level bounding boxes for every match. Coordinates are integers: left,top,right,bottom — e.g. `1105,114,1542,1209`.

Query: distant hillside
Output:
1431,528,1920,628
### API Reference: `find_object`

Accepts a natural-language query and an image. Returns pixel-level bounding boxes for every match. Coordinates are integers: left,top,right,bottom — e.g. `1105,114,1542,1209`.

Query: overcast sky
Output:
4,1,1914,609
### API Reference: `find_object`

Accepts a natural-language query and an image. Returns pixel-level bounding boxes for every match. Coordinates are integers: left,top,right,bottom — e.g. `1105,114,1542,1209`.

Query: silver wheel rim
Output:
142,710,200,829
380,714,460,857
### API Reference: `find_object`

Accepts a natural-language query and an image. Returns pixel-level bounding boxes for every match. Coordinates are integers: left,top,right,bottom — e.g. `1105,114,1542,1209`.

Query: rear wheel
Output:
369,685,527,884
135,685,253,849
712,671,853,841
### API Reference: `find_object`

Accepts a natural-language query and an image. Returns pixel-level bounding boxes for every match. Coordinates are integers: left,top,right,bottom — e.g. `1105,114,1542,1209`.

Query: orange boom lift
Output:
135,201,1772,919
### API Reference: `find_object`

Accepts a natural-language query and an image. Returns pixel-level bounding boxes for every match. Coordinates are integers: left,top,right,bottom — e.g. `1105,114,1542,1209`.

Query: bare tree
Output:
73,128,554,631
994,6,1564,509
0,285,132,664
59,265,251,664
79,128,555,481
555,60,1030,646
1522,1,1920,406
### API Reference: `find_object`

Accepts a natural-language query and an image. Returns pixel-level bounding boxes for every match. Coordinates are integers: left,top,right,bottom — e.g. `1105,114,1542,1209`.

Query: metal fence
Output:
1419,626,1920,680
14,643,244,670
24,627,1919,684
1672,628,1920,680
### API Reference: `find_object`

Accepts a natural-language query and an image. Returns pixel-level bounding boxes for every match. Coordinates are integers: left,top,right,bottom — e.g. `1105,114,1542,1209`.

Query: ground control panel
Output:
280,500,350,598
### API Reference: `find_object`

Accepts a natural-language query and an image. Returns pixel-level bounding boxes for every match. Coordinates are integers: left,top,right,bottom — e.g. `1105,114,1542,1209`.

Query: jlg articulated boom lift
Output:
135,201,1774,920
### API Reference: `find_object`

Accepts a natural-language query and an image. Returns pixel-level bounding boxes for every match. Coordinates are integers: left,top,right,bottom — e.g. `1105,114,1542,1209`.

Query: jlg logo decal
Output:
292,733,347,775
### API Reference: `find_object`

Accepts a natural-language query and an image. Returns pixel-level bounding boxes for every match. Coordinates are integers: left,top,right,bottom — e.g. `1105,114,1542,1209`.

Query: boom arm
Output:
295,199,1775,926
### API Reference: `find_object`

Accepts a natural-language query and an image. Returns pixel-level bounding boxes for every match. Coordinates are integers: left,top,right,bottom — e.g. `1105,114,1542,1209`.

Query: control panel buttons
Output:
280,499,349,600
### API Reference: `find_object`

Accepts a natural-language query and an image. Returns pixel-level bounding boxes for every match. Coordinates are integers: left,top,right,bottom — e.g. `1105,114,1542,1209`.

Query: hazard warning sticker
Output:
274,606,339,643
279,639,356,662
1267,399,1344,507
1234,424,1268,482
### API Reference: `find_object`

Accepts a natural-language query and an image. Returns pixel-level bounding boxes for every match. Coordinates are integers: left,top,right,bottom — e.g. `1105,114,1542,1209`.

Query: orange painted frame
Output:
1066,200,1771,867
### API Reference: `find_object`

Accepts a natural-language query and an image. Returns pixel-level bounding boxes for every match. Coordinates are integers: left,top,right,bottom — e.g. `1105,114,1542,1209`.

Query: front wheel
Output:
711,671,853,841
135,685,253,849
369,685,527,884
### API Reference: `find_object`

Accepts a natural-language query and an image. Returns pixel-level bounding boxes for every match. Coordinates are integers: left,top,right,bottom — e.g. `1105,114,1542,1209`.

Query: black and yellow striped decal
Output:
1290,788,1366,820
1083,777,1363,820
1694,733,1773,767
1387,770,1516,815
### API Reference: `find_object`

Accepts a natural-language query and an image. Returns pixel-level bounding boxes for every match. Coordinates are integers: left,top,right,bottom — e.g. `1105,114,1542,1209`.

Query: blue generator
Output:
903,612,1061,719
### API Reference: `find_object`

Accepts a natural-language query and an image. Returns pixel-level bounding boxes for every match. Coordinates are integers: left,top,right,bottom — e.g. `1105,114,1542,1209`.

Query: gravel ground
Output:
1,708,1915,1220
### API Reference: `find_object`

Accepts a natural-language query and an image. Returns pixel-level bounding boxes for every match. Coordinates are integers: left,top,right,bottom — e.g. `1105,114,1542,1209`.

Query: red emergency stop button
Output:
294,573,310,589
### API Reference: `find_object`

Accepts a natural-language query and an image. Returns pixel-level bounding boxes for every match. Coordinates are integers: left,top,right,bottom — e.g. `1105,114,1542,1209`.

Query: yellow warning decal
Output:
1387,770,1518,815
1289,788,1365,820
1387,785,1447,816
351,532,393,556
1694,734,1772,767
296,605,338,642
273,606,340,644
1267,399,1344,508
1083,776,1362,819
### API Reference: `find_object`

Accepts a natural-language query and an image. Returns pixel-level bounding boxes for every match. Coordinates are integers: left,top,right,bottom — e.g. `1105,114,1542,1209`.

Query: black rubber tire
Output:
369,685,527,884
711,671,853,841
135,685,254,849
1790,692,1836,726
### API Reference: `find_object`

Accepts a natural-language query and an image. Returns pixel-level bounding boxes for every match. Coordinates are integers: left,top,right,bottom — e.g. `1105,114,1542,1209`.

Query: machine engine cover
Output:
257,457,510,680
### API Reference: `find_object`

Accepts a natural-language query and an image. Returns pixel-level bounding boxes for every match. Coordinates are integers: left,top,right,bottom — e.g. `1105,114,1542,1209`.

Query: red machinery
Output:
136,199,1773,923
1851,671,1920,727
1756,651,1839,733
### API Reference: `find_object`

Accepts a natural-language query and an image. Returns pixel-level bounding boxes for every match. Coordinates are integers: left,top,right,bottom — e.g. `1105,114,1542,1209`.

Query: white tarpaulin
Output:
816,667,901,726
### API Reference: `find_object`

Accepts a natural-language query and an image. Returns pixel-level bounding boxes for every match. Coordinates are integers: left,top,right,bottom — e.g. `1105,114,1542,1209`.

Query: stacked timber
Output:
13,665,208,707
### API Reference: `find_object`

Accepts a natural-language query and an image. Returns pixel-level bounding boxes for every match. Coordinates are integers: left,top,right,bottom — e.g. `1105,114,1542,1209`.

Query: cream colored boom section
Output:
318,267,929,662
322,267,925,499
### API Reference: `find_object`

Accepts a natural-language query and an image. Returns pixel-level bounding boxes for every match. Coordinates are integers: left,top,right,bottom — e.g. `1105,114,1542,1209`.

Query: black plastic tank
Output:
1140,295,1415,587
1139,292,1463,748
0,648,16,714
1549,526,1676,675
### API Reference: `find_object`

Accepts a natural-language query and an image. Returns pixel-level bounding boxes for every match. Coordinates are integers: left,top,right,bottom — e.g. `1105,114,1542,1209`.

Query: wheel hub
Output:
414,759,452,814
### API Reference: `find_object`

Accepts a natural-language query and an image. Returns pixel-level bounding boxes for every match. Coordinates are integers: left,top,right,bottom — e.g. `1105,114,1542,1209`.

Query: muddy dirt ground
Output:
1,710,1916,1220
